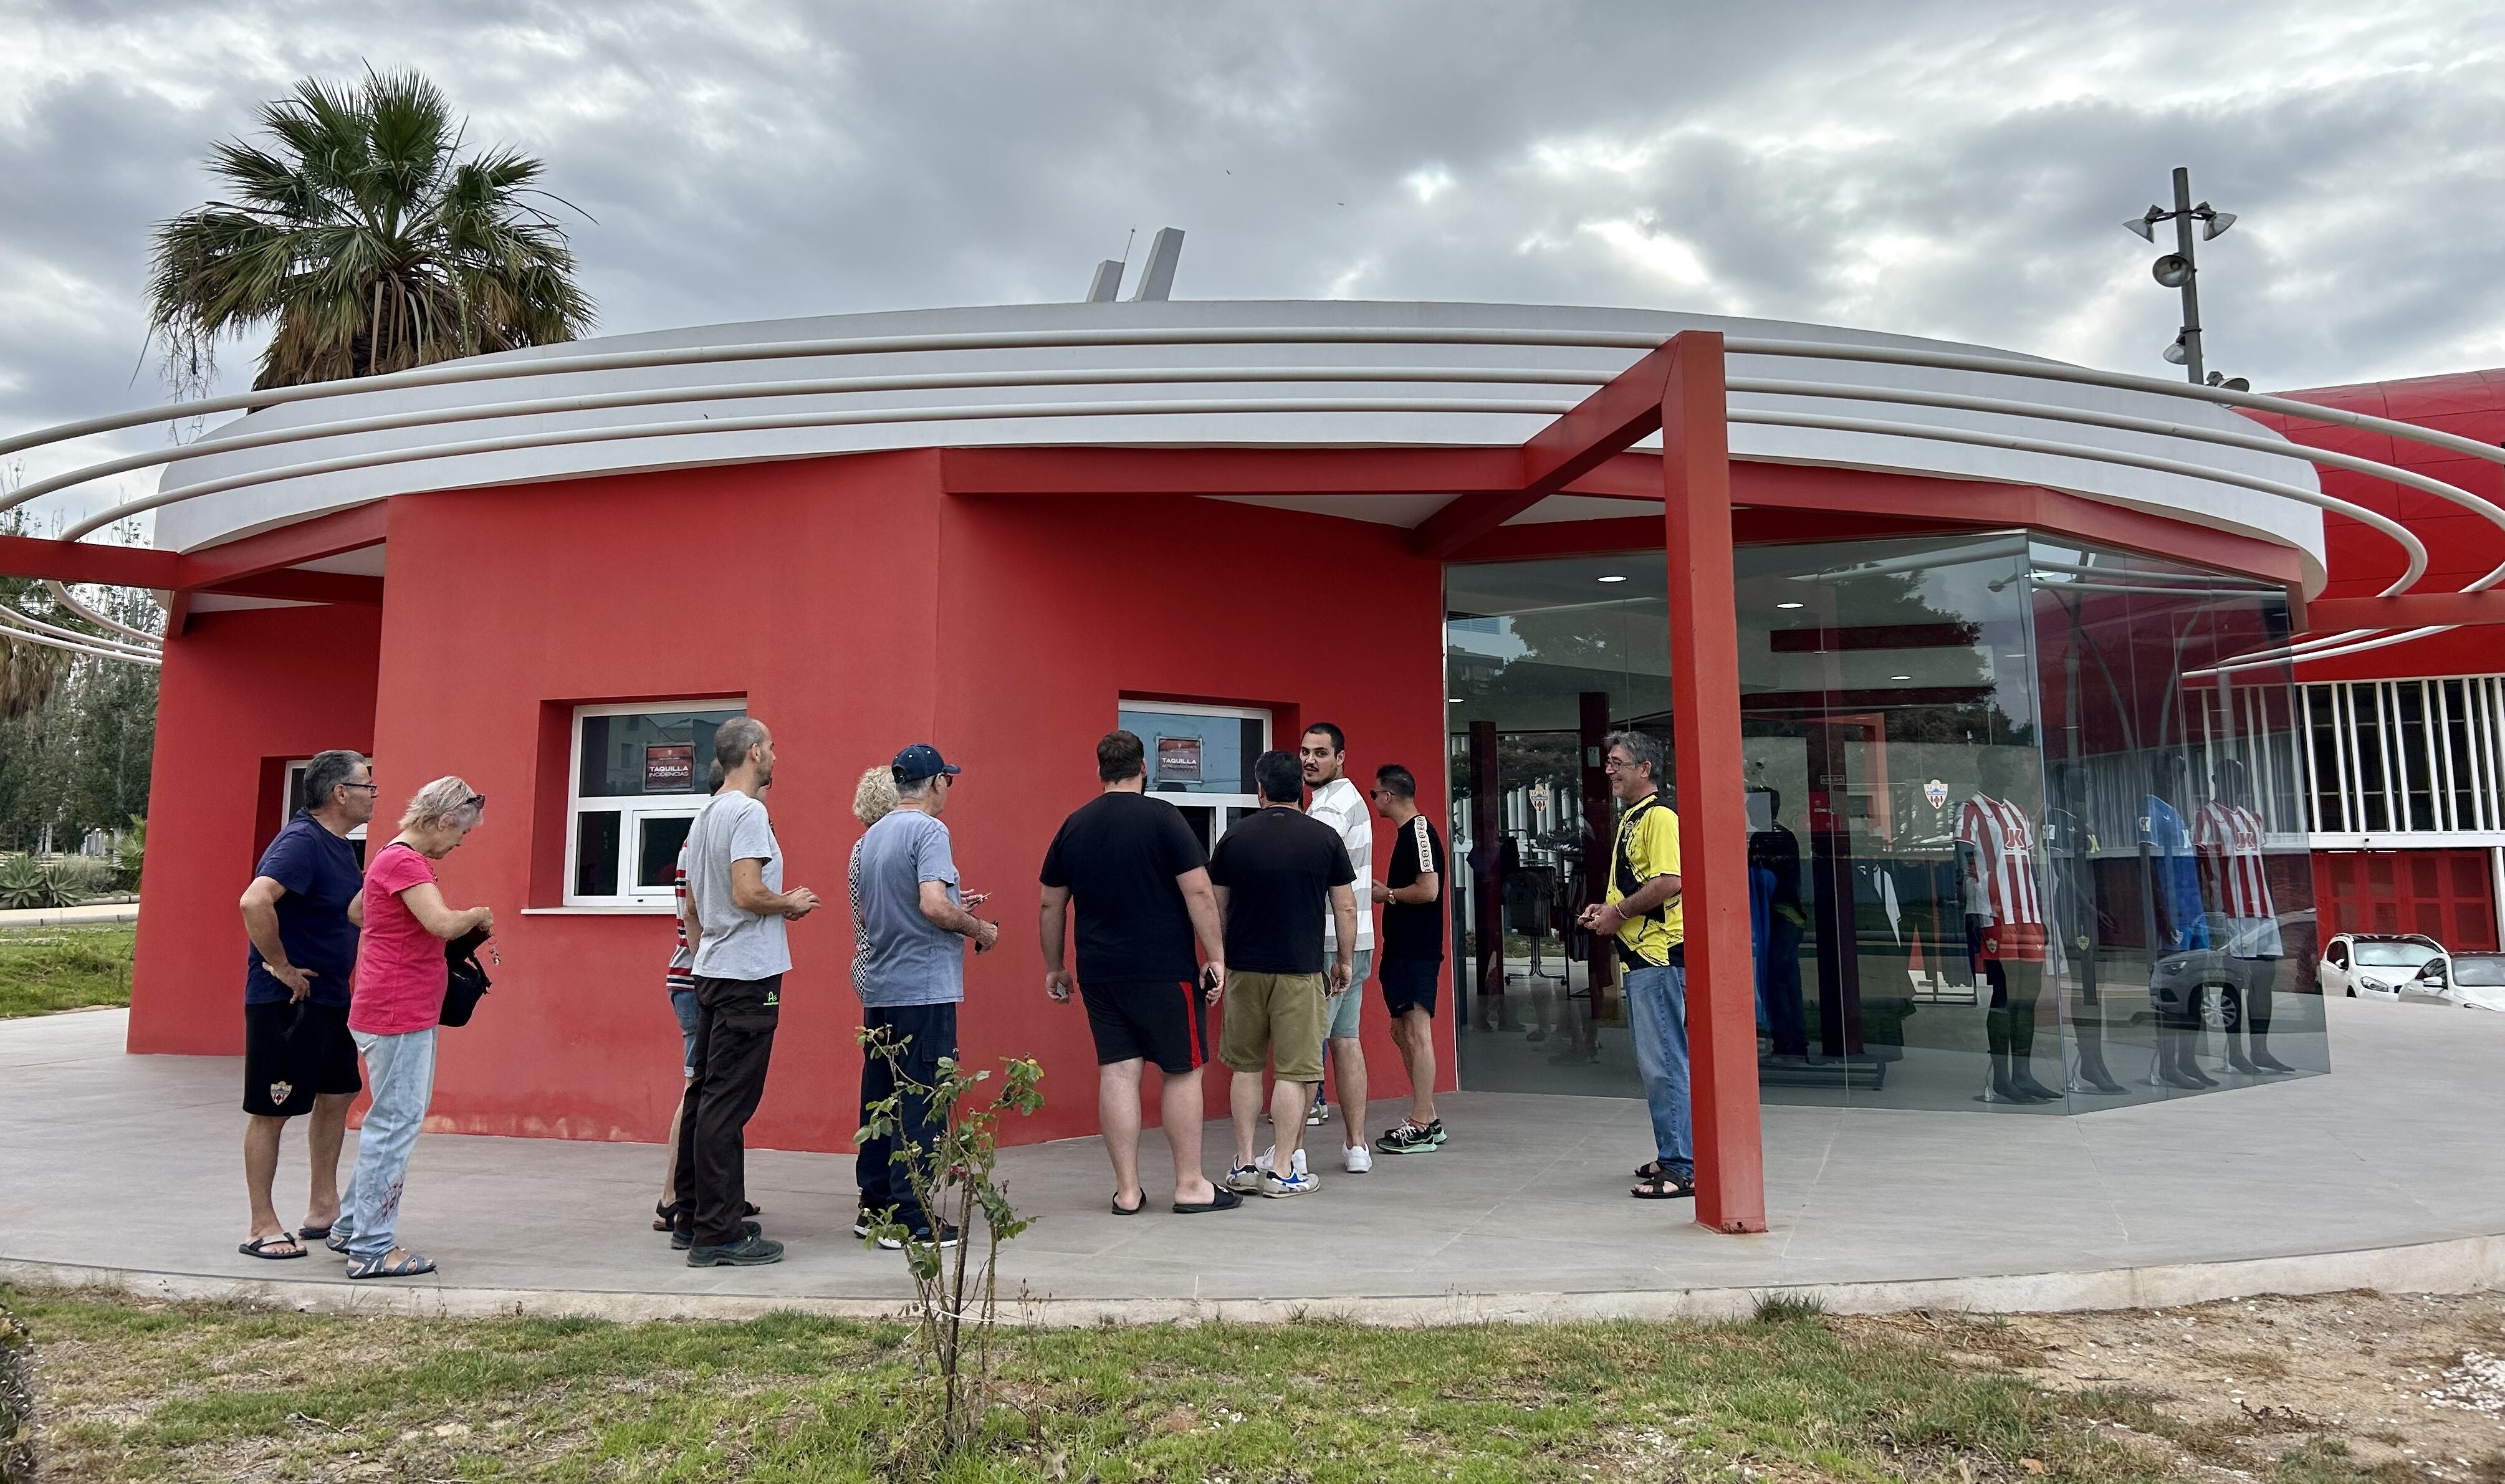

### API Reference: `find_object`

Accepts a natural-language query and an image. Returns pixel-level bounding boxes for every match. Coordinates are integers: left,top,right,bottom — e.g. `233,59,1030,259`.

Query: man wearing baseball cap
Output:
849,742,997,1248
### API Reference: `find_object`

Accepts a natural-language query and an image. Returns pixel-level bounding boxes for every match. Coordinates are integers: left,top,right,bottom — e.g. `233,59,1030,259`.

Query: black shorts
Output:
1080,978,1207,1076
242,999,362,1117
1379,957,1442,1019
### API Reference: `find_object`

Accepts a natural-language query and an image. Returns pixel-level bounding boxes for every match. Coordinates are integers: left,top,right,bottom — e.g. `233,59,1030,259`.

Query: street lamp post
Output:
2125,166,2239,388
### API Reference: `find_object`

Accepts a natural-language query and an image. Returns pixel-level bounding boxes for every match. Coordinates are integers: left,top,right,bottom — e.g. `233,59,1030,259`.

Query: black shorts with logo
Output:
242,999,362,1116
1079,977,1207,1076
1379,957,1442,1018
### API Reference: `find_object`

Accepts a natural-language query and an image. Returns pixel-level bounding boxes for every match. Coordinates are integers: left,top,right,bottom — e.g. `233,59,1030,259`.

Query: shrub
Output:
0,857,73,911
115,816,146,891
0,1292,31,1483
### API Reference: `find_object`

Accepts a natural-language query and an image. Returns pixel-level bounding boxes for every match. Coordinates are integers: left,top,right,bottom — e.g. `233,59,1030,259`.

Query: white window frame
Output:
1117,699,1271,848
565,699,745,907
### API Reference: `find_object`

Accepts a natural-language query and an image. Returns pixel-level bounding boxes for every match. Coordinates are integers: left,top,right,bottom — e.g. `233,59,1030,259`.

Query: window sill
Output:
522,905,678,917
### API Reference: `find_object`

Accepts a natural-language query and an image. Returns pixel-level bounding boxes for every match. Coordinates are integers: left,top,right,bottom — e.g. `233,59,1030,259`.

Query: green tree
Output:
147,67,595,391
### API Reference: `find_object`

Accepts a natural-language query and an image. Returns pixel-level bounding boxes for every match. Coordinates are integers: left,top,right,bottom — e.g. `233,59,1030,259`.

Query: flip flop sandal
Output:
1172,1189,1245,1214
1631,1172,1695,1200
297,1223,333,1242
1111,1194,1148,1215
345,1249,438,1280
238,1235,307,1260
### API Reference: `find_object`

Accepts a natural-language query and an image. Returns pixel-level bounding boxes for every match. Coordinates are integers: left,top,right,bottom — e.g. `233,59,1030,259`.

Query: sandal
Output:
1111,1192,1147,1215
345,1248,438,1280
1635,1161,1663,1180
238,1234,307,1260
653,1200,683,1232
1172,1189,1244,1214
1632,1170,1695,1200
297,1223,333,1242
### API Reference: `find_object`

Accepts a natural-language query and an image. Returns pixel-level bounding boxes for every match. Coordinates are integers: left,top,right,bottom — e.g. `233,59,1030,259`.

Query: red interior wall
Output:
128,603,382,1055
343,456,1450,1153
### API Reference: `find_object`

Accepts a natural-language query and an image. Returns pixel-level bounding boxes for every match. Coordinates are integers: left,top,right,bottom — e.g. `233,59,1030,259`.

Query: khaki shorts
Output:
1219,970,1328,1081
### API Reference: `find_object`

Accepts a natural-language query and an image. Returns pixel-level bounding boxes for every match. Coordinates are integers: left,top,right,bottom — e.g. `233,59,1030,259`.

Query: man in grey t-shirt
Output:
671,717,820,1267
850,742,997,1247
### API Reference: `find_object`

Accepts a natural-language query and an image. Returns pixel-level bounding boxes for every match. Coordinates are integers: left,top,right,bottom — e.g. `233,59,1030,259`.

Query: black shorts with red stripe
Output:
1078,977,1207,1075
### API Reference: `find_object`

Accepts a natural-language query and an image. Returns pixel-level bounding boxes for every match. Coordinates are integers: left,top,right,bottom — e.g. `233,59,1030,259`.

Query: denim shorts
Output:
669,986,701,1078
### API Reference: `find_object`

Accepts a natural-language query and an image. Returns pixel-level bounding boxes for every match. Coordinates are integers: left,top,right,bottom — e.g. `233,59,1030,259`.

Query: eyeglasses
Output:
340,782,380,795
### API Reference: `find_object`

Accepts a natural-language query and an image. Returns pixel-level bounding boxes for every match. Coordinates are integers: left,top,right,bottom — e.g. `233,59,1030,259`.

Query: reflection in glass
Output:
1444,529,2325,1114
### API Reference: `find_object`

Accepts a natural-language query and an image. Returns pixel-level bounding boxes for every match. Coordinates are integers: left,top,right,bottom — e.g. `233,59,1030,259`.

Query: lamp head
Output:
2152,253,2193,289
2124,214,2158,242
2162,337,2190,366
2200,206,2236,240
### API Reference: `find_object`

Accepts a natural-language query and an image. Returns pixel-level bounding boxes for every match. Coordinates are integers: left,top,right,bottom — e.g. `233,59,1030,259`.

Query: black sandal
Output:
1111,1192,1147,1215
1172,1189,1243,1214
1631,1170,1695,1200
238,1234,307,1260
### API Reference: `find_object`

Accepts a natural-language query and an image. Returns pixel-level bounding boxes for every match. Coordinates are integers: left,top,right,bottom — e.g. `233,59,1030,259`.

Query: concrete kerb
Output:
9,1232,2502,1328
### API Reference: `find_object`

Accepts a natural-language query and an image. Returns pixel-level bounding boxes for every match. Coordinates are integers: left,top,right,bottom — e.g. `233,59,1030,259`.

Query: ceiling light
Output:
1447,697,1463,704
1776,601,1804,610
1597,575,1627,584
1889,674,1913,682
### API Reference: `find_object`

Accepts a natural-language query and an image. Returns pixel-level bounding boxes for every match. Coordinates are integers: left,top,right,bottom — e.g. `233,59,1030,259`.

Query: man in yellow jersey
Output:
1576,730,1690,1200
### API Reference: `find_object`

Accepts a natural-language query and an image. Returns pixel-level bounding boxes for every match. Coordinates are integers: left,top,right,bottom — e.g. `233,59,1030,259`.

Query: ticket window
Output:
1116,702,1270,854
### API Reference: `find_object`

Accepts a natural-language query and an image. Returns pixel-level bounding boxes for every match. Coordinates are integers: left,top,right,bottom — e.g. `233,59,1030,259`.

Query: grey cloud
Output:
4,0,2503,529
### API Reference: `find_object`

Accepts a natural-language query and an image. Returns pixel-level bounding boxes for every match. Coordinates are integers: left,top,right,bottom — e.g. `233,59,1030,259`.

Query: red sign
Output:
645,744,694,792
1156,735,1202,783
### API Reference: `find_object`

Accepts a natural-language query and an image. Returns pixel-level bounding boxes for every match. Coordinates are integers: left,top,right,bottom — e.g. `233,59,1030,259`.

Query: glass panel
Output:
633,813,695,892
1117,705,1264,797
2026,538,2326,1105
2397,682,2437,831
578,707,742,800
2353,686,2390,833
573,810,621,898
2305,686,2343,832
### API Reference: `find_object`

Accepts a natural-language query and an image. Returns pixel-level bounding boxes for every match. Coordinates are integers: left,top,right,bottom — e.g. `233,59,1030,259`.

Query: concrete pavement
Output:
4,995,2501,1323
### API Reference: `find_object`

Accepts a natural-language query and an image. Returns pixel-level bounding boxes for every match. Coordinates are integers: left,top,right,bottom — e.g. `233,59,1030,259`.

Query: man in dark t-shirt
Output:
1207,750,1356,1199
1040,732,1236,1215
236,749,375,1260
1368,764,1449,1156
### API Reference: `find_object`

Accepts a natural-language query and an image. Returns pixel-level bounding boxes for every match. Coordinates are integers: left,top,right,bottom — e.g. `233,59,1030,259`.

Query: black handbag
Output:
442,927,492,1028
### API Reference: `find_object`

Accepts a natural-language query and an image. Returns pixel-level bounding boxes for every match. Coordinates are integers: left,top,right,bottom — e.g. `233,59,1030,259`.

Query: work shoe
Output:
687,1233,784,1266
1225,1163,1267,1194
1262,1168,1319,1198
1342,1143,1372,1174
671,1218,761,1251
1254,1144,1308,1179
1376,1121,1439,1155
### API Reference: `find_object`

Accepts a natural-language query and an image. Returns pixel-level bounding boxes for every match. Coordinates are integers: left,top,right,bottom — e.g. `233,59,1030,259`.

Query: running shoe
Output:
878,1222,961,1252
1425,1118,1449,1145
1342,1143,1372,1174
1261,1169,1319,1198
1376,1121,1439,1155
1306,1098,1331,1127
1225,1163,1267,1194
1253,1145,1309,1178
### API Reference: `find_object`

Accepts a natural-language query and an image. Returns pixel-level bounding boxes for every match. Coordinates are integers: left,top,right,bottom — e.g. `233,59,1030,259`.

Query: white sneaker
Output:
1225,1163,1267,1194
1254,1145,1308,1177
1343,1143,1372,1174
1262,1169,1319,1198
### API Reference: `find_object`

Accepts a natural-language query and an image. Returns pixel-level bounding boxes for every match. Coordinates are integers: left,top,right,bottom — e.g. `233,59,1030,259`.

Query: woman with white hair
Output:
333,776,492,1280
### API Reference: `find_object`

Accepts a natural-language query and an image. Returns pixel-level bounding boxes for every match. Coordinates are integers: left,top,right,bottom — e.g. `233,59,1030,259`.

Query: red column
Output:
1660,331,1767,1235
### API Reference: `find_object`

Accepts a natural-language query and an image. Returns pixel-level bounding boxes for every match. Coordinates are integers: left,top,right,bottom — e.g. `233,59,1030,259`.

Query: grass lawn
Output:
7,1286,2322,1484
0,922,133,1018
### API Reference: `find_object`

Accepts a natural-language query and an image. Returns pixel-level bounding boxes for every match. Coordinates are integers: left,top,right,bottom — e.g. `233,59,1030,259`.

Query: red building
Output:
10,298,2499,1230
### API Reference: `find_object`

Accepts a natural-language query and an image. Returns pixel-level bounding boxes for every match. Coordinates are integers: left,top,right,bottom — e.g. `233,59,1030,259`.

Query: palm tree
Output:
148,68,595,390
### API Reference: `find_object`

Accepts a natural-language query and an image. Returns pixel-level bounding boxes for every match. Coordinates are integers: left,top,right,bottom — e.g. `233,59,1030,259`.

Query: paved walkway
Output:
4,997,2502,1323
0,901,137,928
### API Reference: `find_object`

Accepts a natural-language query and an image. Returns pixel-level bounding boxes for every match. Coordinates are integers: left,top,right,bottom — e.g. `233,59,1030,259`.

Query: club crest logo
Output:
1923,778,1948,810
267,1080,294,1104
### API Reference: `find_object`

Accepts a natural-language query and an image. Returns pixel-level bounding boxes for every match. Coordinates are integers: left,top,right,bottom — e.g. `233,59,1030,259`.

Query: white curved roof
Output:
150,299,2326,586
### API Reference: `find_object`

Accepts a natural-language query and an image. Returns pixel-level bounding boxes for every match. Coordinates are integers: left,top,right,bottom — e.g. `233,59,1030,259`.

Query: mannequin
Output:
2045,766,2125,1094
2195,759,2296,1075
2143,754,2215,1089
1958,749,2057,1104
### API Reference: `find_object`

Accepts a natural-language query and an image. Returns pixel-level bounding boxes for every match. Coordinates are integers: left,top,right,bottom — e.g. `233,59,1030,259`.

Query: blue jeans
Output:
340,1027,438,1260
1624,964,1692,1177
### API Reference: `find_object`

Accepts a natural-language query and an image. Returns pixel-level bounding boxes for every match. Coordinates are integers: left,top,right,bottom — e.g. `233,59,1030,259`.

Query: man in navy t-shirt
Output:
236,749,374,1260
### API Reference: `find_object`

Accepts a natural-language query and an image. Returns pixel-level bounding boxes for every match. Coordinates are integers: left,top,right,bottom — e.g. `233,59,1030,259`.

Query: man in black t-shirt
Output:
1209,750,1356,1199
1040,732,1238,1215
1368,764,1450,1155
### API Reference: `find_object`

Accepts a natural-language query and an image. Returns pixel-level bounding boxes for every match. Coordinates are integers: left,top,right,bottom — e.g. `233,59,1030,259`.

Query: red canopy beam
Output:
1659,332,1768,1235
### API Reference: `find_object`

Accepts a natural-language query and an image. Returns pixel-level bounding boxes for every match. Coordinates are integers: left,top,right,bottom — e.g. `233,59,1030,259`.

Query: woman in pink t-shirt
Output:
335,776,492,1281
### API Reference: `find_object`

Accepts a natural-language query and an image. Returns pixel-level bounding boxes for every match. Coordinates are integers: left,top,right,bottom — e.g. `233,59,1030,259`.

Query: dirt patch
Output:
1869,1290,2505,1482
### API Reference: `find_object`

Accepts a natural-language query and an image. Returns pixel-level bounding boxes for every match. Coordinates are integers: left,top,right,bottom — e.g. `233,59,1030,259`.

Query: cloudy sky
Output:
5,0,2503,530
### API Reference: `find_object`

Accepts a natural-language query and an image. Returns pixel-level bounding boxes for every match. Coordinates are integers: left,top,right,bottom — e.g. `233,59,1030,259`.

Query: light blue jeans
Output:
1624,964,1692,1177
339,1027,439,1261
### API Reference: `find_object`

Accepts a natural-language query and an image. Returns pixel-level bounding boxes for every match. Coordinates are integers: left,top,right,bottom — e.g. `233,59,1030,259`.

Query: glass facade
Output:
1444,532,2326,1113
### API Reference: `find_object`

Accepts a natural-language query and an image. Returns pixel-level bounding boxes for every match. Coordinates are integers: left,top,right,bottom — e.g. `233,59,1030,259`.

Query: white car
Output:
2420,950,2505,1012
2318,932,2450,1000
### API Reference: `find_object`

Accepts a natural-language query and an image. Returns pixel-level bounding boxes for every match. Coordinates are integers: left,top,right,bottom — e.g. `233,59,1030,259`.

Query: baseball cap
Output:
892,743,961,784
